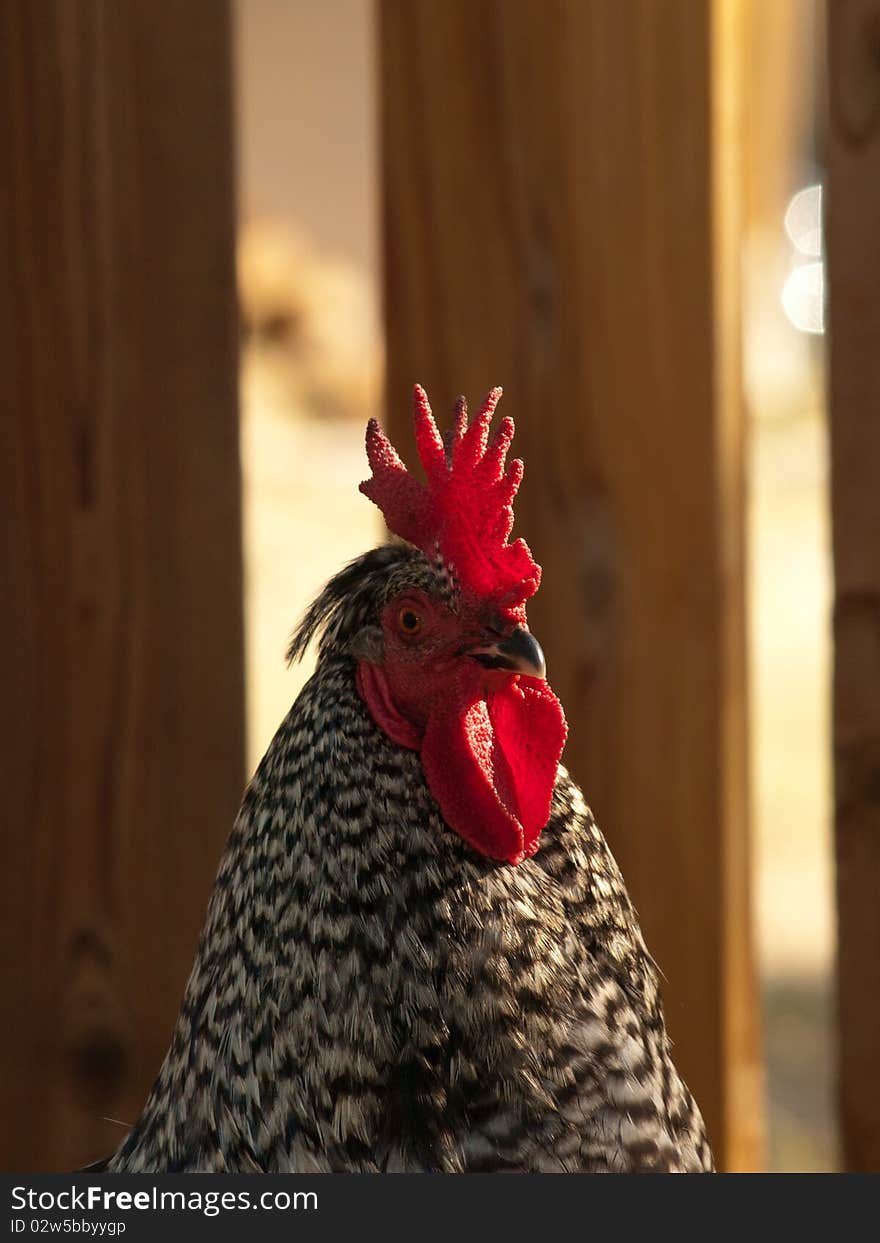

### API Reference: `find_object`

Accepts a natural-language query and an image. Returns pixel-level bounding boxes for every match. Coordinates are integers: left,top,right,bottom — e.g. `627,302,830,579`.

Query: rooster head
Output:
355,385,568,866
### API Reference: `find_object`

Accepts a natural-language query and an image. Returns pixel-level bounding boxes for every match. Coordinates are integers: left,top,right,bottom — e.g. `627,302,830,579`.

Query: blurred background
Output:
4,0,878,1174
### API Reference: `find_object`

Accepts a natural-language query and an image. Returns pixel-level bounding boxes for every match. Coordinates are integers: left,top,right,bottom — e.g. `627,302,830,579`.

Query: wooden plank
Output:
379,0,760,1170
0,0,243,1171
827,0,880,1173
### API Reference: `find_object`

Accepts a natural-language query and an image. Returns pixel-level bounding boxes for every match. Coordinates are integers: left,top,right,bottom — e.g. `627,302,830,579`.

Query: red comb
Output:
360,385,540,618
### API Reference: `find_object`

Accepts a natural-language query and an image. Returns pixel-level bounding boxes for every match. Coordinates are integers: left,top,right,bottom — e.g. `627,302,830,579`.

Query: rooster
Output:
107,386,712,1173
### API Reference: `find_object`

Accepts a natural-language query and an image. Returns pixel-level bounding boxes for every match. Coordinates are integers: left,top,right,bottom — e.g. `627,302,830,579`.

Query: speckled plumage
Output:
109,543,712,1173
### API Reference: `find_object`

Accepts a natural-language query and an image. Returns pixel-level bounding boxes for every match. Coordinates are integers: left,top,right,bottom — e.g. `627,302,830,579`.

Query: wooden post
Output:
828,0,880,1173
0,1,243,1170
380,0,760,1169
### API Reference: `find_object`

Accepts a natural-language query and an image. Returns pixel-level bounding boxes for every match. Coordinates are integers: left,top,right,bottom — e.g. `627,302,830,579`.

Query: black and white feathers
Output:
108,543,712,1173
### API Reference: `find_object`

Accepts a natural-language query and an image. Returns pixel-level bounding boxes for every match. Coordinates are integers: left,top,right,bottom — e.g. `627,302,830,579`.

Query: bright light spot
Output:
784,183,823,257
781,262,825,335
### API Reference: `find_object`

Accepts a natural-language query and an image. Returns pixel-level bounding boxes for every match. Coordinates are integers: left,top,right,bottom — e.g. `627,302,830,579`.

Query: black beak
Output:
469,626,547,680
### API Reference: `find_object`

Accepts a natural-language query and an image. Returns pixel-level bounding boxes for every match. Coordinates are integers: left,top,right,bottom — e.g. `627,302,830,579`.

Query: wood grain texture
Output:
380,0,760,1170
828,0,880,1173
0,1,244,1170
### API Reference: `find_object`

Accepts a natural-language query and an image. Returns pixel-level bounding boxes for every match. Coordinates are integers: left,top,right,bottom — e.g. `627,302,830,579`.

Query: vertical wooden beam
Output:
0,1,243,1170
380,0,759,1169
828,0,880,1173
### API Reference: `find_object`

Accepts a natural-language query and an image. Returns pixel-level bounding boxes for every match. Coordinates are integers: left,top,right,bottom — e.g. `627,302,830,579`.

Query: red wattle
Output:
357,661,567,865
420,673,567,865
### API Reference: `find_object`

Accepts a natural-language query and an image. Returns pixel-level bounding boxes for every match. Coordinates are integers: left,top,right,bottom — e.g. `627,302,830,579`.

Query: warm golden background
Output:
3,0,877,1173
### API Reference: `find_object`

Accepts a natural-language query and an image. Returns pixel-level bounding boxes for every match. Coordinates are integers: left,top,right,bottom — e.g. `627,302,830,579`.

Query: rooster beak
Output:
468,626,547,680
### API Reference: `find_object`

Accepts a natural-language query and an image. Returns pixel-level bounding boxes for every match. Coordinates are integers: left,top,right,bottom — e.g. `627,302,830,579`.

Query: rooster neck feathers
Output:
110,650,709,1172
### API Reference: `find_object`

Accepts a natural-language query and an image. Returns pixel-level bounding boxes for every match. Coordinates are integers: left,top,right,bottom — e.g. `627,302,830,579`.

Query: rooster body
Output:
109,391,712,1173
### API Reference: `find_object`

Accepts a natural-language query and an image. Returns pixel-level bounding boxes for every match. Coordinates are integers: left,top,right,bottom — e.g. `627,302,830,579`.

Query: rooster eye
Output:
397,607,423,636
